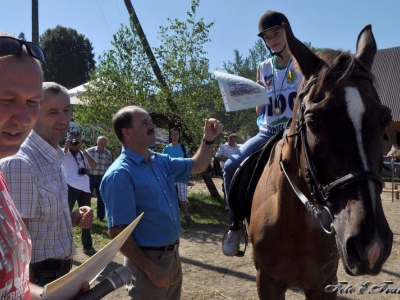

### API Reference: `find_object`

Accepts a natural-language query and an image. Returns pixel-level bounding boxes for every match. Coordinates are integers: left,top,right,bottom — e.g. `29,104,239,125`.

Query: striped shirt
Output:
86,146,113,176
216,143,241,167
0,130,75,263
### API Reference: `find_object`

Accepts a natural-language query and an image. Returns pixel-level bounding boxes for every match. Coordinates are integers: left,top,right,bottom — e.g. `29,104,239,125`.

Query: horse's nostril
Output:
346,236,361,263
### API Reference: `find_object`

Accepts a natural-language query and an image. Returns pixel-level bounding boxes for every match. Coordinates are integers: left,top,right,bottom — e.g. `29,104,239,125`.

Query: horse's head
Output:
283,23,393,276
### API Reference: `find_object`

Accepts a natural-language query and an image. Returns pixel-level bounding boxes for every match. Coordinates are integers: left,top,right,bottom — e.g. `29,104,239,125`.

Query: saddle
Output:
228,129,284,223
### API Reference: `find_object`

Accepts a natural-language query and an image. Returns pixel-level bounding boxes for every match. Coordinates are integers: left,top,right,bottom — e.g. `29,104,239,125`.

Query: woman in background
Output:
163,127,192,222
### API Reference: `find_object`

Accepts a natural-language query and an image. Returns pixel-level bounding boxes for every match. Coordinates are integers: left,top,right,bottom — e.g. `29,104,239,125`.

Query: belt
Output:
140,242,179,252
32,258,72,272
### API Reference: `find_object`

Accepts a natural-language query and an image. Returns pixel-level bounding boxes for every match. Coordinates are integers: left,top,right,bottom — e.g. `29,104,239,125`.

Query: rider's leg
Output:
222,131,272,256
223,131,272,211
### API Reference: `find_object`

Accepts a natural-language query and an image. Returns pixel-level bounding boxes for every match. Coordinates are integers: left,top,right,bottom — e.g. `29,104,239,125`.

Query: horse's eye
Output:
305,116,319,133
311,93,324,104
380,105,392,129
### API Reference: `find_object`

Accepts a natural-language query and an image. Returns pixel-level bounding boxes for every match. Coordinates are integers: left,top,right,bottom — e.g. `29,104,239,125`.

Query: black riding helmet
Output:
257,10,290,56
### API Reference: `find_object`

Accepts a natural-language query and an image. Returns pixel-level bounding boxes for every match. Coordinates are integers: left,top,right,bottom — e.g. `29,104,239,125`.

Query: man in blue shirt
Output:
100,105,221,300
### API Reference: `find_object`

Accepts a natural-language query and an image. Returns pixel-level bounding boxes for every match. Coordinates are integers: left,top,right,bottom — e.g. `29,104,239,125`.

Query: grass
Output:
383,176,400,183
72,192,228,247
181,192,227,232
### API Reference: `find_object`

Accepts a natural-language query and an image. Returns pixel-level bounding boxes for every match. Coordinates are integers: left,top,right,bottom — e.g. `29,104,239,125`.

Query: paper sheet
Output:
214,71,268,112
41,213,143,300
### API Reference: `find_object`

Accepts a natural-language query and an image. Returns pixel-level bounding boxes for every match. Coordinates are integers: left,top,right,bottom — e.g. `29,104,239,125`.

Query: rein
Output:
279,69,383,235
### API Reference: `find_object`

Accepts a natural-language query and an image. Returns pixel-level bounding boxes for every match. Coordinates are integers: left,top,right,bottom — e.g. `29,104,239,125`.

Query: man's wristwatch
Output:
202,139,215,145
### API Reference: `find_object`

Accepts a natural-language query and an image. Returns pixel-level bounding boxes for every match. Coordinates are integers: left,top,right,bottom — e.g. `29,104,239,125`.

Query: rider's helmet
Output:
257,10,291,56
257,10,290,37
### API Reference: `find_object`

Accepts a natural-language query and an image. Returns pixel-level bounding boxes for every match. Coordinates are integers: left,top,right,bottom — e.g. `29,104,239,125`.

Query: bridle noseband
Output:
280,69,383,235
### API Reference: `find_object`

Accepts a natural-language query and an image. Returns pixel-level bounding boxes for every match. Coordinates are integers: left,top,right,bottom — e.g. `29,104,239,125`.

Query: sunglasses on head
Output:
0,36,45,63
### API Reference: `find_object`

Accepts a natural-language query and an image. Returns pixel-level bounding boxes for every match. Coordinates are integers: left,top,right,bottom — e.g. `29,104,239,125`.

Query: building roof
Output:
371,46,400,122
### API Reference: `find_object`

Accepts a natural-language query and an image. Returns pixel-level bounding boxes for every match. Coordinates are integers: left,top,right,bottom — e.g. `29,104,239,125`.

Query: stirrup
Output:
222,225,249,257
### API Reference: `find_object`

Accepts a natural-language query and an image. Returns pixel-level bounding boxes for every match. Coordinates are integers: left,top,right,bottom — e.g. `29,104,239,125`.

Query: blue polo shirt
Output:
100,146,193,247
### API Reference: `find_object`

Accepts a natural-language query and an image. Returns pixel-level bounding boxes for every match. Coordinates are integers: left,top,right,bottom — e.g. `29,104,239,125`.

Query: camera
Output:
71,139,79,146
78,168,87,176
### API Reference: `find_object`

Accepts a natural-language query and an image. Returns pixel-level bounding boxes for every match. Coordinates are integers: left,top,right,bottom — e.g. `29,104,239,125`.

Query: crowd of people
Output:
0,8,311,300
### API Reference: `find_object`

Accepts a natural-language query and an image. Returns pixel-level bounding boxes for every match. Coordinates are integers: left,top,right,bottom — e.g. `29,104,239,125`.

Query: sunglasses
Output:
0,36,45,63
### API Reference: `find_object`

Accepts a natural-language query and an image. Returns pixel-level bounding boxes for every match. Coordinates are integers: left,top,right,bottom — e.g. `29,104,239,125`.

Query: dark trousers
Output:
67,184,93,250
89,174,105,220
31,259,72,286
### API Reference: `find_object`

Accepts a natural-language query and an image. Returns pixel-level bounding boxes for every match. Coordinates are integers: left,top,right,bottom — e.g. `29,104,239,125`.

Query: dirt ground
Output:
72,178,400,300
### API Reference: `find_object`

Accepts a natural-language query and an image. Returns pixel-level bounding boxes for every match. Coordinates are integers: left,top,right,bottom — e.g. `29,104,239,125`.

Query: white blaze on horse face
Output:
345,87,383,270
344,87,377,208
345,87,367,167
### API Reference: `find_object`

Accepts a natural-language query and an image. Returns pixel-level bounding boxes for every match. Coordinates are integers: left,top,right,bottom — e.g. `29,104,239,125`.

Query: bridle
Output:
279,68,384,235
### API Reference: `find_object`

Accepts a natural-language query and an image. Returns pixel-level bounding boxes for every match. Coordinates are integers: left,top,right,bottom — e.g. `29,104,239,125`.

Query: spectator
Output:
0,31,88,299
0,31,44,299
387,144,400,177
87,136,113,221
62,131,98,256
0,82,94,286
100,105,221,299
215,133,242,169
215,133,242,206
209,146,223,177
387,144,400,160
163,127,191,222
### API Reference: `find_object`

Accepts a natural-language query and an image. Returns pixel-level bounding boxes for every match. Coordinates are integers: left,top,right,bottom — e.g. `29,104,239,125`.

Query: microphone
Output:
79,266,131,300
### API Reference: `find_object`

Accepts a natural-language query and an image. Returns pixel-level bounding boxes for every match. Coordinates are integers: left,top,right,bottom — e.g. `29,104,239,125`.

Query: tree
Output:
40,25,96,88
18,32,27,41
74,0,224,157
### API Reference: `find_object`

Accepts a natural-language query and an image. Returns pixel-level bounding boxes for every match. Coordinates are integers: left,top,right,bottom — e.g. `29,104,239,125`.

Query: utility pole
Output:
122,0,176,111
32,0,39,44
122,0,220,198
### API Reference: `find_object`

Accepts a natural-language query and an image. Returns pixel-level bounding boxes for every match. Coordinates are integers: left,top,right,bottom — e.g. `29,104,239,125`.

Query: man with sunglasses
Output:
0,31,44,300
0,82,94,287
0,32,88,299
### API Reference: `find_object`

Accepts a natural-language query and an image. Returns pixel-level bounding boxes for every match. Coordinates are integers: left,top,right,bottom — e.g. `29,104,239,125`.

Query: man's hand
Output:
146,263,174,288
29,283,43,300
71,206,94,228
73,281,90,299
215,155,227,162
64,139,72,153
203,118,222,142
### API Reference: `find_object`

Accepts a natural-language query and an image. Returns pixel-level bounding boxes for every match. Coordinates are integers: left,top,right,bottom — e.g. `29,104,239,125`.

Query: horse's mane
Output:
314,49,372,95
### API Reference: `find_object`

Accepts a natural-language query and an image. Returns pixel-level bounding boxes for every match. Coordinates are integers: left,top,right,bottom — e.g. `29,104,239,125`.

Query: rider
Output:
222,10,303,256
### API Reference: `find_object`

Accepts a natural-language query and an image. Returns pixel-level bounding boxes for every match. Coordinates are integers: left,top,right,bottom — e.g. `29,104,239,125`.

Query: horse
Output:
247,23,393,299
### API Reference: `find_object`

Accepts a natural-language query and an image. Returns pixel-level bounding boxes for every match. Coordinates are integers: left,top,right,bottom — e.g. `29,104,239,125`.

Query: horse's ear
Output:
355,24,376,70
283,23,322,80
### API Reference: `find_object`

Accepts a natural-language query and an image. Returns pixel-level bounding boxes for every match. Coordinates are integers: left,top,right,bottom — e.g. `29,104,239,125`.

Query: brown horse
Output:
248,24,393,299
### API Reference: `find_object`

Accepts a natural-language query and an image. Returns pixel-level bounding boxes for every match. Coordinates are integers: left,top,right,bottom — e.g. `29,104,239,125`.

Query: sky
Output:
1,0,399,72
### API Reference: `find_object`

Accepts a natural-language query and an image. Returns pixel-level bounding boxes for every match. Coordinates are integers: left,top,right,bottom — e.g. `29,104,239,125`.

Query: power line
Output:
96,0,112,36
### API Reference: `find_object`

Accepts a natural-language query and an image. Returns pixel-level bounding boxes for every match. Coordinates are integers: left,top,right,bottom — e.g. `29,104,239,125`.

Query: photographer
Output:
63,131,98,256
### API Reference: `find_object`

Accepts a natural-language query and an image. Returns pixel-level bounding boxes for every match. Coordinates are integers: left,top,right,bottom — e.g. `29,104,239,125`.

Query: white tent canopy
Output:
67,82,89,105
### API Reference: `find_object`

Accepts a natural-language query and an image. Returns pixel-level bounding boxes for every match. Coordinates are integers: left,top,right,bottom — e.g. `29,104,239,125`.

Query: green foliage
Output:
222,39,268,79
303,41,326,53
74,0,225,155
18,32,26,41
40,25,96,89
